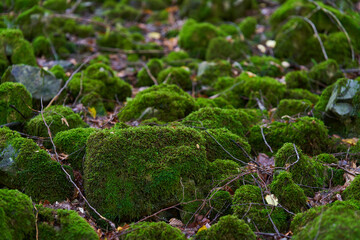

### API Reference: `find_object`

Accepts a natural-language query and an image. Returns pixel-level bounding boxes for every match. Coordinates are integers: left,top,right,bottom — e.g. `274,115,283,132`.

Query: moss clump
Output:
157,67,192,90
209,191,233,218
248,117,330,155
3,0,39,12
0,28,37,75
239,17,257,39
49,64,66,80
162,51,190,67
118,84,198,122
0,189,35,240
15,6,47,40
32,36,52,57
179,19,223,59
309,59,344,88
315,153,337,164
275,99,312,118
37,205,98,240
285,71,311,90
25,105,87,138
183,107,261,137
270,171,307,213
69,63,132,110
242,56,282,78
43,0,69,12
342,175,360,201
291,200,360,239
122,222,186,240
0,128,74,202
206,38,249,61
0,82,33,125
194,215,256,240
53,128,97,172
97,30,133,50
196,97,234,109
84,126,209,222
197,60,232,87
105,3,142,21
232,185,289,233
136,58,164,87
285,88,319,104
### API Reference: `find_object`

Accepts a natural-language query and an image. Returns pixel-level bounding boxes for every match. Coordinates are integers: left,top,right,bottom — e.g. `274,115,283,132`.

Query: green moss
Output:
4,0,39,12
49,64,66,80
179,19,223,59
248,117,330,156
37,205,98,240
209,191,233,218
270,171,307,213
15,6,47,39
315,153,337,164
53,128,97,171
194,215,256,240
232,185,290,233
324,32,354,67
157,67,192,90
80,92,106,116
0,189,35,240
0,82,33,125
84,126,209,222
239,17,257,39
309,59,344,88
285,88,319,104
219,24,239,37
25,105,88,138
197,60,232,87
206,38,249,61
136,58,164,87
291,200,360,239
122,222,186,240
196,97,234,109
275,99,312,118
342,175,360,201
43,0,69,12
285,71,311,90
118,84,198,122
97,30,133,49
32,36,51,57
162,51,190,67
242,56,282,78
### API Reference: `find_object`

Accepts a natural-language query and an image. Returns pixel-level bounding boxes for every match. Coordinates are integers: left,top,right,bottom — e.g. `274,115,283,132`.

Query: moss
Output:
179,19,223,59
285,88,319,104
275,99,312,118
342,175,360,201
196,97,234,109
0,28,37,75
242,56,282,78
0,82,33,125
49,64,66,80
291,200,360,239
315,153,337,164
32,36,52,57
239,17,257,39
162,51,190,67
118,84,198,122
324,32,354,67
122,222,186,240
194,215,256,240
80,92,106,116
25,105,88,138
37,205,98,240
197,60,232,87
53,128,97,171
219,24,239,37
136,58,164,87
248,117,330,156
43,0,69,12
274,143,326,196
0,189,35,240
285,71,311,90
209,191,233,218
84,126,209,222
232,185,290,233
206,38,249,61
97,30,133,50
15,6,47,39
4,0,39,12
270,171,307,213
309,59,344,88
157,67,192,90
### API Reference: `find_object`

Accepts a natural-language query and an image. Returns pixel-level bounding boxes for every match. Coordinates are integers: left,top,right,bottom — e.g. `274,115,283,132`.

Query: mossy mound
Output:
285,71,311,90
136,58,164,87
157,67,192,90
275,99,312,118
309,59,344,89
0,28,37,75
0,128,74,202
285,88,319,104
43,0,69,12
232,185,290,233
0,82,33,125
68,63,132,111
197,60,232,87
270,171,307,213
205,38,249,61
196,97,234,109
2,0,39,12
84,126,209,222
15,6,47,40
25,105,87,138
118,84,198,122
248,117,330,156
121,222,186,240
239,17,257,39
194,215,256,240
342,175,360,201
53,128,98,172
241,56,282,78
162,51,190,67
314,153,338,164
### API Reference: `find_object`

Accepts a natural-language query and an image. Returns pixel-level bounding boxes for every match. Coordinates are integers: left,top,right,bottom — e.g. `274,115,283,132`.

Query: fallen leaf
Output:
197,225,207,233
88,107,97,119
61,117,69,127
265,194,278,206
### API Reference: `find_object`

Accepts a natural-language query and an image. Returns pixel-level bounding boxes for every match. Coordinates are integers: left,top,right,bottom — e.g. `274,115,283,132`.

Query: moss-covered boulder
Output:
0,82,33,125
342,175,360,201
194,215,256,240
241,56,282,78
157,67,192,90
205,38,249,61
121,221,186,240
162,51,190,67
309,59,344,89
197,60,232,87
196,97,234,109
0,128,74,202
239,17,257,39
43,0,69,12
248,117,330,155
3,0,39,12
285,88,319,104
84,126,209,222
136,59,164,87
118,84,198,122
0,29,37,75
25,105,87,138
285,71,311,90
275,99,312,118
15,6,47,40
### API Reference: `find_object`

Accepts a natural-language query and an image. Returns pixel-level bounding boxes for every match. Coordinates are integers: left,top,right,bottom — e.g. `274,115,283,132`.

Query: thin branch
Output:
141,62,158,85
260,126,273,153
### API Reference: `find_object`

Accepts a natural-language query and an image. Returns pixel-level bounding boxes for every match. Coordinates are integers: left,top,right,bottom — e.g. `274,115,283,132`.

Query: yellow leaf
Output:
88,107,97,119
147,32,161,40
265,194,278,206
117,226,123,232
342,138,359,146
197,225,207,233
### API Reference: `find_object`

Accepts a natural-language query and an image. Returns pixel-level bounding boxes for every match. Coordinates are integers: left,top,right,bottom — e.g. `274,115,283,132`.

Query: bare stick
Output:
141,62,158,85
260,126,273,153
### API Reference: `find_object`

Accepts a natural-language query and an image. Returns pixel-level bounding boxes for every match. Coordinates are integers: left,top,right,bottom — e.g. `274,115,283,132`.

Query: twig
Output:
73,72,84,105
33,203,39,240
9,105,27,120
260,126,273,153
141,62,158,85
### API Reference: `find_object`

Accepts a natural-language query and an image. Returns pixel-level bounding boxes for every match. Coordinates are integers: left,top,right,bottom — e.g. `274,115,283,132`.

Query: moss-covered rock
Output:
157,67,192,90
205,38,249,61
270,171,307,213
0,82,33,125
196,97,234,109
122,221,186,240
15,6,47,40
3,0,39,12
162,51,190,67
136,58,164,87
32,35,52,57
53,128,97,172
194,215,256,240
309,59,344,89
209,190,233,218
285,88,319,104
241,56,282,78
118,84,198,122
342,175,360,201
248,117,330,155
239,17,257,39
197,60,232,87
25,105,87,138
0,128,74,202
49,64,66,80
97,30,134,50
105,3,142,21
285,71,311,90
314,153,338,164
275,99,312,118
